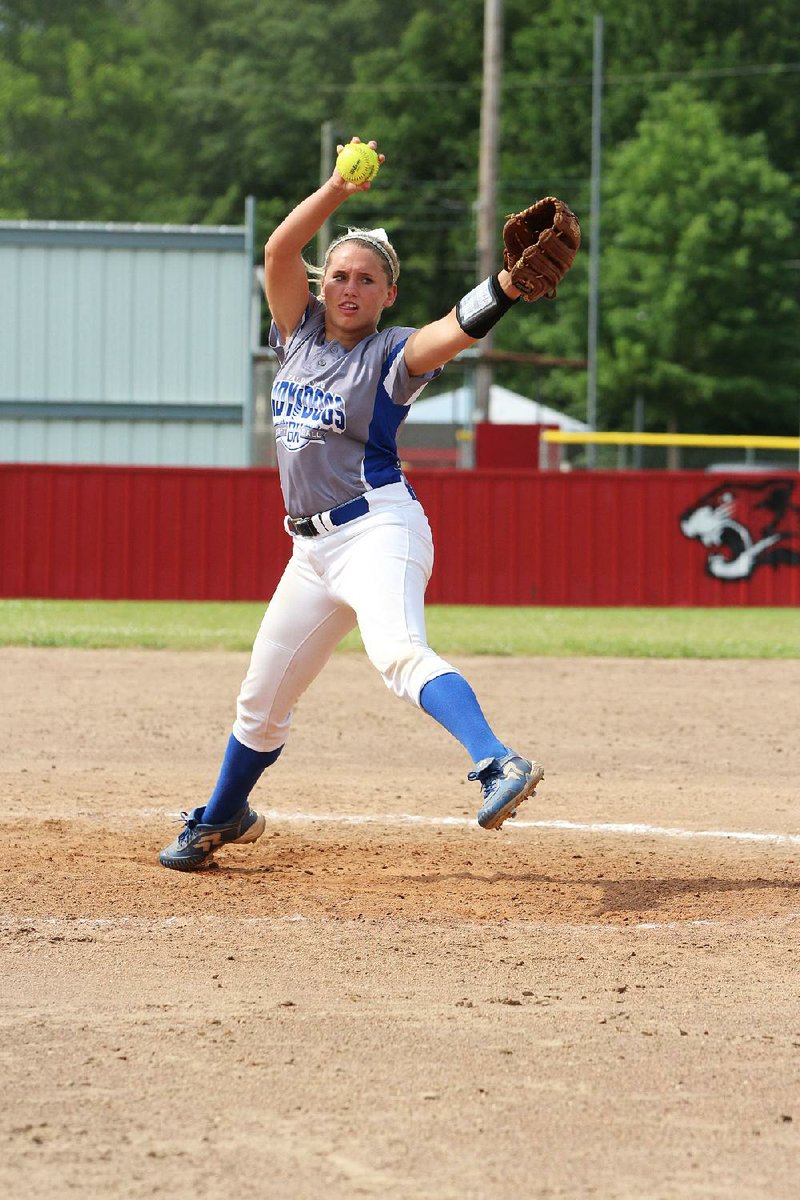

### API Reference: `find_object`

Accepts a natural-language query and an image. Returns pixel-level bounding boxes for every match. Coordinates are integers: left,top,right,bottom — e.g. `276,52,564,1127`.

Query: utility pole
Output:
317,120,337,265
586,13,604,465
474,0,503,424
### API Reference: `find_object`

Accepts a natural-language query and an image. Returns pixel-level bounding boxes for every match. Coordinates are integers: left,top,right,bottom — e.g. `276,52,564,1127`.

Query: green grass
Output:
1,599,798,658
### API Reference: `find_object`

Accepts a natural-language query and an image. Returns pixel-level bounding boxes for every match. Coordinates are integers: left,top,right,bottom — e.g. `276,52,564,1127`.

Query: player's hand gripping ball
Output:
336,142,380,185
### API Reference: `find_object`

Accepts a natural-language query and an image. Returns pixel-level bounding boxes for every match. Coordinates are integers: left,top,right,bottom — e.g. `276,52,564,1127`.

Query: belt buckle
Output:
292,515,318,538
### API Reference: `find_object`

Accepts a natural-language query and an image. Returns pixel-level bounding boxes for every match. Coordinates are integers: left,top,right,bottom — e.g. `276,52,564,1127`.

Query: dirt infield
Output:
1,647,798,1199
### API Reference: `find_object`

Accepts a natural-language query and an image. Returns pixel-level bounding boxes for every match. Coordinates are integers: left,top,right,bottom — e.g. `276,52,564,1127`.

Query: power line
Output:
331,60,800,94
608,61,800,84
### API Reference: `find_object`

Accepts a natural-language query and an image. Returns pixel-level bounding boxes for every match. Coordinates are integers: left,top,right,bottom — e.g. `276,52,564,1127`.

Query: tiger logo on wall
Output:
679,478,800,581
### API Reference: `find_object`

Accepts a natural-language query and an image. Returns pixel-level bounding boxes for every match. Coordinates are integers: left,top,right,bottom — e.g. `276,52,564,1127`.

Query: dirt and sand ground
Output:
1,647,798,1198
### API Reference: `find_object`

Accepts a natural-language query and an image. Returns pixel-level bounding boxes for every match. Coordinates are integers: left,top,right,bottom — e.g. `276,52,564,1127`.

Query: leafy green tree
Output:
139,0,433,229
339,0,486,327
547,84,800,435
504,0,800,188
0,1,185,219
1,0,797,435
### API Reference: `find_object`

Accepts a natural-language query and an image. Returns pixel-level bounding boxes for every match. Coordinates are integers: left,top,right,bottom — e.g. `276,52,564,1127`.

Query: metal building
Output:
0,202,262,466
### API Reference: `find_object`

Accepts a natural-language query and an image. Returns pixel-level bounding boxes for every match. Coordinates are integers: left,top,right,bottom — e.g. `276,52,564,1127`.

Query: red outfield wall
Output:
1,463,799,606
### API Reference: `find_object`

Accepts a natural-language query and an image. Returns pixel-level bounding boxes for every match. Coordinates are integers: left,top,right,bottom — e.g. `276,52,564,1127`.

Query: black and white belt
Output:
284,494,370,538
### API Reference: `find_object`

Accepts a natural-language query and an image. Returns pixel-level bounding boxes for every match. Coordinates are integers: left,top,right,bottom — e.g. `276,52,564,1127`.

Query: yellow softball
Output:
336,143,380,185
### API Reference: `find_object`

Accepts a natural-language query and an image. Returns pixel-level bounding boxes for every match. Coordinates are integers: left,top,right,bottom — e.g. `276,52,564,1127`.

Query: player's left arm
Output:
403,269,522,378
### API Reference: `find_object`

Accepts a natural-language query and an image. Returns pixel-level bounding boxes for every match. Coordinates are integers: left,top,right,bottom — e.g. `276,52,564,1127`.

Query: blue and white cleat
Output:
159,803,266,871
469,753,545,830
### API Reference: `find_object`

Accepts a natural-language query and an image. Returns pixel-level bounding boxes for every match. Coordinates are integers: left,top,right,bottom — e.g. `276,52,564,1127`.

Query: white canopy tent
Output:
406,384,590,430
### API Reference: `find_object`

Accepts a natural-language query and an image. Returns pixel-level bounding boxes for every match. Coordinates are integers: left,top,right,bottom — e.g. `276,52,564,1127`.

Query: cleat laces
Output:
467,764,518,819
176,811,201,844
467,761,503,796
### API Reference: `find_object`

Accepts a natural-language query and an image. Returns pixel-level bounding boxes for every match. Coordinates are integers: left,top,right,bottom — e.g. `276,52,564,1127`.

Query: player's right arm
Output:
264,142,379,341
263,179,340,340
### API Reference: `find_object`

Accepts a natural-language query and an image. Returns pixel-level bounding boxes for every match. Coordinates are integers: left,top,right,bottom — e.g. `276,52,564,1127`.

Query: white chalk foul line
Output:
14,808,798,847
256,809,800,847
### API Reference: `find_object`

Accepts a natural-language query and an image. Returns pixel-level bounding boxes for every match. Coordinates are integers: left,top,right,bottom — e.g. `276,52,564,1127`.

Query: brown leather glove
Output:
502,197,581,301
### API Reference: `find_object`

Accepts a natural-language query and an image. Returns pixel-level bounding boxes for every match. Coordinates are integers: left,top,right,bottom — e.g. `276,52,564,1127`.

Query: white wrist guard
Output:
456,274,519,339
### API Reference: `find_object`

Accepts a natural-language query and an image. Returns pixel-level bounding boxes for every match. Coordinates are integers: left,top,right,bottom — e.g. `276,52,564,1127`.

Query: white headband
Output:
327,228,398,282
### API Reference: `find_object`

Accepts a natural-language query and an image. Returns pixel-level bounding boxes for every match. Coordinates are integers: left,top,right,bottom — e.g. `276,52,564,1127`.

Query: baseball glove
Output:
502,197,581,302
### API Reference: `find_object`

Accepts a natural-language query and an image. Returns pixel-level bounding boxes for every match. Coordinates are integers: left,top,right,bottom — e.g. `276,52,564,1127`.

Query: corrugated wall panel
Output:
1,240,247,407
0,464,287,601
103,252,134,400
75,249,106,400
0,419,244,467
1,221,250,468
160,254,192,403
0,248,20,396
408,469,800,608
217,256,250,400
18,248,48,397
2,465,799,606
46,247,78,399
129,251,163,399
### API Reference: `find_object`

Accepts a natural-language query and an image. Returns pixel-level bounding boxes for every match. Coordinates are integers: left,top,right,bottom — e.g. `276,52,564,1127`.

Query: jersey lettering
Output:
271,377,346,452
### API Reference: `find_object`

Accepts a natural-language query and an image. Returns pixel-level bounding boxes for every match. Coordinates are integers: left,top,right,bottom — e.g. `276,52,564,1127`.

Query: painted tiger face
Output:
679,478,800,581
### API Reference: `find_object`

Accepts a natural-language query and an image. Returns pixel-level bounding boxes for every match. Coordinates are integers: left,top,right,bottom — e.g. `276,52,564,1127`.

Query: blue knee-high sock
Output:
202,733,283,825
419,673,509,765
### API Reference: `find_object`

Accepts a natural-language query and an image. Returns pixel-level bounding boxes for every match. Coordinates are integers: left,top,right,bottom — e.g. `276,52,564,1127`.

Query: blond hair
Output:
306,227,400,290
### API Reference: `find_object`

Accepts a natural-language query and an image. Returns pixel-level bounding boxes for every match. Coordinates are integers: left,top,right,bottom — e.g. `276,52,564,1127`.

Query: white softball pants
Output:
233,483,457,753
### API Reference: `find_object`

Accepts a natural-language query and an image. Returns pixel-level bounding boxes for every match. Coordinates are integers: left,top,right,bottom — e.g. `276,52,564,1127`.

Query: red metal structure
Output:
2,464,798,606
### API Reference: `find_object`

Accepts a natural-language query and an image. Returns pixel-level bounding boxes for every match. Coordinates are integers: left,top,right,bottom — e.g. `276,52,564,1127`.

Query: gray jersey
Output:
269,295,441,517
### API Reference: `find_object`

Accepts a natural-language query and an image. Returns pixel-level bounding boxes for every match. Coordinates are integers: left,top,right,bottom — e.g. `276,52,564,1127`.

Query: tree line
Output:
1,0,798,434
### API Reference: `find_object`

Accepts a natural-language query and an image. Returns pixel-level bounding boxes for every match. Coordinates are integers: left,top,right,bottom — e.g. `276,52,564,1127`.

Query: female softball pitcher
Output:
159,137,578,871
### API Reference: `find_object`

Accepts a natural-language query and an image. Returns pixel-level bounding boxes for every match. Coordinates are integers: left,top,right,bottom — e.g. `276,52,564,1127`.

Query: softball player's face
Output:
322,246,396,346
